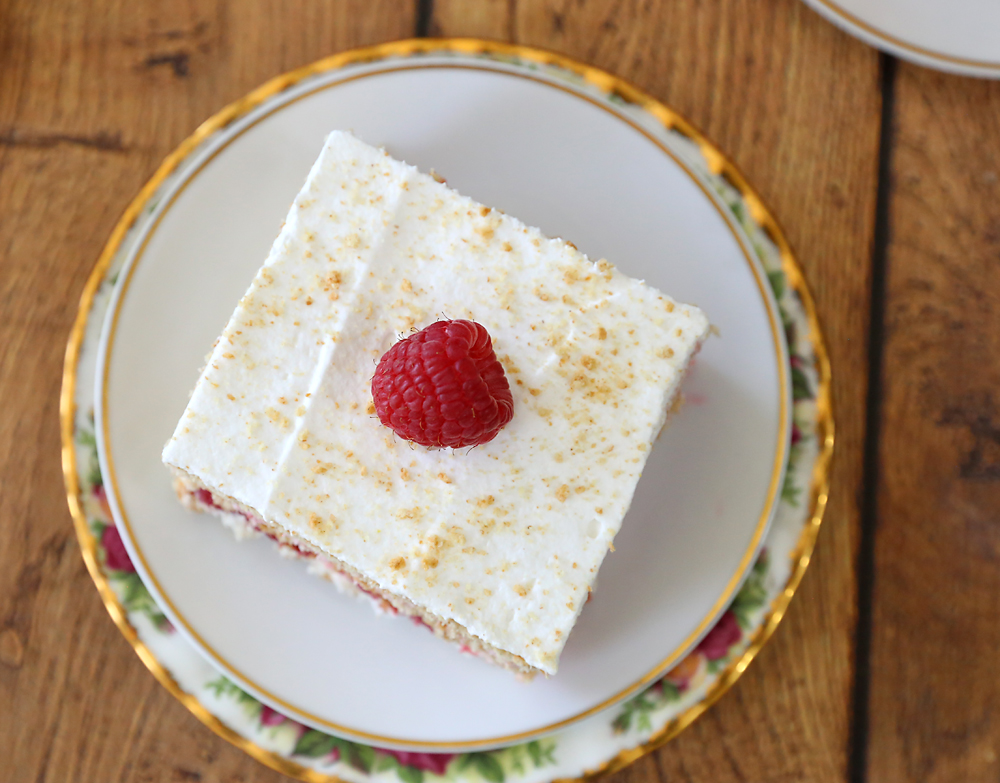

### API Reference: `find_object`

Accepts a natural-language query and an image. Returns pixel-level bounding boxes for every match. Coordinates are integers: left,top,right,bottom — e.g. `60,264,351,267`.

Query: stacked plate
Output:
62,41,832,783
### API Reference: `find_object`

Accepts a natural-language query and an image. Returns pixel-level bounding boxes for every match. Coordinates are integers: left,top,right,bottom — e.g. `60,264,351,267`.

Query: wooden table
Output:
2,1,998,781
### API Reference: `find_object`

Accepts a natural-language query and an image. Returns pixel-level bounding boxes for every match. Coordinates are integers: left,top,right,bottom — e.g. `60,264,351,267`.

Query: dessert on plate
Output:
162,131,709,677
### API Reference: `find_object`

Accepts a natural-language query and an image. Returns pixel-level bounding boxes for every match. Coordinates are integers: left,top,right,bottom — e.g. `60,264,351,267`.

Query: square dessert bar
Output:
163,131,709,676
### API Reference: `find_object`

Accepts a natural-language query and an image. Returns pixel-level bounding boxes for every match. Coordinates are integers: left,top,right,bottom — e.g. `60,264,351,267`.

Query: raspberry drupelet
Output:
371,320,514,448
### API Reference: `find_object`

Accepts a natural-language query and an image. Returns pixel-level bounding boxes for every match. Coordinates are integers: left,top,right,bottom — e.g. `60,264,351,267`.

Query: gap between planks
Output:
848,52,898,783
416,0,434,36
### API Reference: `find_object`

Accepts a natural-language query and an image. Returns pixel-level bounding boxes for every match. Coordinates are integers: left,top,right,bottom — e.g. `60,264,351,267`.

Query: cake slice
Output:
163,131,710,677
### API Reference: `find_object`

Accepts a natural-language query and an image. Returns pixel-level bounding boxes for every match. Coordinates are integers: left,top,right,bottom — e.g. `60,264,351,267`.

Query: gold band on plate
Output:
61,37,834,781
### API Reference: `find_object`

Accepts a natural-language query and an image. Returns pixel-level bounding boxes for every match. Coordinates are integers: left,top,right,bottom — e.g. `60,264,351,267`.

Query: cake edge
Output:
168,466,542,679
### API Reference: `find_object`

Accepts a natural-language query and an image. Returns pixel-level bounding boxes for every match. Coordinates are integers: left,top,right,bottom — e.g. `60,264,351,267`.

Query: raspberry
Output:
371,320,514,448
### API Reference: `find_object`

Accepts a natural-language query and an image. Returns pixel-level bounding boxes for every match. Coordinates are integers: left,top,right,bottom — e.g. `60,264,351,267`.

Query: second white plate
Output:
802,0,1000,78
95,54,788,750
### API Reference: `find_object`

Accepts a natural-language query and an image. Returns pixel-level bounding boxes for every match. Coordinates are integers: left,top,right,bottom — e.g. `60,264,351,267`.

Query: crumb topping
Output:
161,131,710,675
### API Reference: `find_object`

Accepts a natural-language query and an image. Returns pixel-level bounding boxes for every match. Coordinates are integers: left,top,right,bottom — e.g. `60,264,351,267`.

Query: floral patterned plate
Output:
62,39,832,782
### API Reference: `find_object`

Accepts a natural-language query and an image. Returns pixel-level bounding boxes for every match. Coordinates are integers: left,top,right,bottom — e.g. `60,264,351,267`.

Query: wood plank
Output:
0,1,413,781
867,66,1000,783
431,2,882,781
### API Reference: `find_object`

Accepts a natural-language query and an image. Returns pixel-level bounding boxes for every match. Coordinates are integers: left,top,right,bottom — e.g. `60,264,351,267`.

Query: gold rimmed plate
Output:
63,40,832,780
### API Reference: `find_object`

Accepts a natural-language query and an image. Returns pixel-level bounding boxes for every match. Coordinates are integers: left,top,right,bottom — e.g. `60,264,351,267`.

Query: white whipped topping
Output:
163,131,709,673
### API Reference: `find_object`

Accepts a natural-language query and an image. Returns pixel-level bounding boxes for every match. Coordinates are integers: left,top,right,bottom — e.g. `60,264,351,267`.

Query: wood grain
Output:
431,1,882,781
21,0,1000,781
0,2,413,781
867,66,1000,783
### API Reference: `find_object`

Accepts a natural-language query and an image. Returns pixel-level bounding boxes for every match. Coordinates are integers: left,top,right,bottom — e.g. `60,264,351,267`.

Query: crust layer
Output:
170,467,539,677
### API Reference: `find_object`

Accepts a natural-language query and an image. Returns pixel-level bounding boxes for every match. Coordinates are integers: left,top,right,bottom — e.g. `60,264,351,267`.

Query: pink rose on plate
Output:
696,610,742,661
101,524,135,573
260,705,287,727
378,750,456,776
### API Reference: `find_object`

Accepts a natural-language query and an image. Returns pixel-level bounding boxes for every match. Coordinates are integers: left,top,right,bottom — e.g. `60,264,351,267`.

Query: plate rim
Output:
802,0,1000,78
61,36,834,779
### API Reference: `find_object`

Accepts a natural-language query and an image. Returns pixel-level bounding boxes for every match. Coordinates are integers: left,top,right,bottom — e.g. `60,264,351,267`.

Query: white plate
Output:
802,0,1000,78
94,52,788,750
